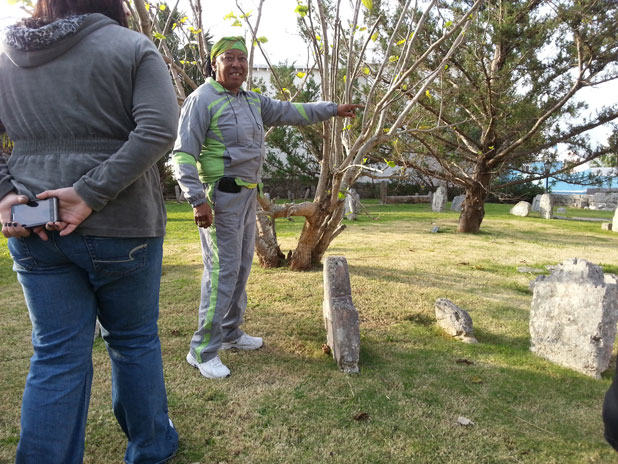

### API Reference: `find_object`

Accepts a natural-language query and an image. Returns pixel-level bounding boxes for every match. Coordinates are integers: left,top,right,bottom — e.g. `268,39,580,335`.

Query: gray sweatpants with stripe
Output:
190,185,257,363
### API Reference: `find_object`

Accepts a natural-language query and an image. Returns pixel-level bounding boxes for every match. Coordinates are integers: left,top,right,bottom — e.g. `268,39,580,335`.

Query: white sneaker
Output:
186,352,230,379
221,333,263,350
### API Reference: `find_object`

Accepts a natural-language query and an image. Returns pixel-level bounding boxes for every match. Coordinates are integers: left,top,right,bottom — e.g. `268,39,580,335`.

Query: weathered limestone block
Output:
432,186,447,212
613,207,618,232
434,298,478,343
539,194,553,219
451,195,465,212
530,258,618,378
344,189,361,221
510,201,531,217
531,195,541,212
323,256,360,373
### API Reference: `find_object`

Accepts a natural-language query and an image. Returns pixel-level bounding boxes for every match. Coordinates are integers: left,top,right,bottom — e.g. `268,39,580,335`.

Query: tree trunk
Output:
253,197,345,271
458,173,490,233
255,212,284,268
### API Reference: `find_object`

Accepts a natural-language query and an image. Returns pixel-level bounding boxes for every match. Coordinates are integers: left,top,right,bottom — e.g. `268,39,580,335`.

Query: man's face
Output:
214,49,248,93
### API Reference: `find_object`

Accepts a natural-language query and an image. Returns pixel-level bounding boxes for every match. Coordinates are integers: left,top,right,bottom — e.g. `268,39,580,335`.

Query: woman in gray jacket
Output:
0,1,178,462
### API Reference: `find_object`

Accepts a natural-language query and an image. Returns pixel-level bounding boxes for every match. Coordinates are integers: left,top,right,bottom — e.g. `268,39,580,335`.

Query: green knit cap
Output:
210,36,248,62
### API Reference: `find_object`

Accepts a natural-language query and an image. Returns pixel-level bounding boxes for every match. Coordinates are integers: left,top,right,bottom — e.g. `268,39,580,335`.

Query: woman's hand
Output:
337,104,364,118
37,188,92,236
193,202,213,228
0,192,49,240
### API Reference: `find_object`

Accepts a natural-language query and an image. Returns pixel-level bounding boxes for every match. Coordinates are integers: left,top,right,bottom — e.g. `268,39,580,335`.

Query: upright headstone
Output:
530,258,618,378
539,193,553,219
432,186,447,212
613,207,618,233
510,201,531,217
323,256,360,373
531,195,541,212
451,195,465,212
344,189,361,221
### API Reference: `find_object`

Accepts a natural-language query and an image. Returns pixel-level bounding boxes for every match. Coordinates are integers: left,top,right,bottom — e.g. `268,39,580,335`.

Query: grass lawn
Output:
1,201,617,463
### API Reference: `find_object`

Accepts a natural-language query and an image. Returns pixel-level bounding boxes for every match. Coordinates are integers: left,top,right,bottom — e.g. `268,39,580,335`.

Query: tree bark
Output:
255,212,284,268
458,169,491,233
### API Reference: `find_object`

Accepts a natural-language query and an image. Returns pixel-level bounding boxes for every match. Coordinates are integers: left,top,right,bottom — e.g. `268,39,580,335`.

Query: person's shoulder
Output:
89,16,156,53
183,80,219,106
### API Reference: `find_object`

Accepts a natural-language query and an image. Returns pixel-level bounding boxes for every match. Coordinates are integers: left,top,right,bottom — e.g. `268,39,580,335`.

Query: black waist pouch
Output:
217,177,241,193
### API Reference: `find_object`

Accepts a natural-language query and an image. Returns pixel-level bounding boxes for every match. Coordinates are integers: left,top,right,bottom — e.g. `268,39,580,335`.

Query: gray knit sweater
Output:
0,14,178,237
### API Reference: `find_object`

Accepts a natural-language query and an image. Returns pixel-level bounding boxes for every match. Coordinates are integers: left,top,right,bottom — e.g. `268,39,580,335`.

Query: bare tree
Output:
252,0,483,269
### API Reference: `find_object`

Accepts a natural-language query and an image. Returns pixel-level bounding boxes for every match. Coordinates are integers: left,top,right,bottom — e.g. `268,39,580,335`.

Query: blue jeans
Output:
8,233,178,464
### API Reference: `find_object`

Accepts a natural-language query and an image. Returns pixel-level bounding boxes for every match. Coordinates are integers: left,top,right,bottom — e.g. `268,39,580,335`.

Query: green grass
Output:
1,201,618,463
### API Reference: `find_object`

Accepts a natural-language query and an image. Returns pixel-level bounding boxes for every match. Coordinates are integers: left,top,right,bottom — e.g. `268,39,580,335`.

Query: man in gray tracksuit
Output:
173,36,361,379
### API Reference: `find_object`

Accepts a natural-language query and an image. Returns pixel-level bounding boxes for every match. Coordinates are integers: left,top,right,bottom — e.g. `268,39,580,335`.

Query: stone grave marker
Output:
510,201,531,217
323,256,360,373
432,186,447,212
530,258,618,378
451,195,465,212
531,195,541,212
539,193,553,219
435,298,478,343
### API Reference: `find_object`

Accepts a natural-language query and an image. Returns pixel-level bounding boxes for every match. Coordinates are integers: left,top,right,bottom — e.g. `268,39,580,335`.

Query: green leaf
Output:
371,32,379,42
396,39,406,45
445,20,453,27
232,19,242,27
296,71,306,78
388,55,399,62
251,87,262,94
361,0,373,10
294,4,309,17
384,159,396,168
338,192,345,200
257,36,268,43
425,89,432,98
223,11,237,20
159,4,166,10
362,158,368,164
363,67,370,75
152,32,166,40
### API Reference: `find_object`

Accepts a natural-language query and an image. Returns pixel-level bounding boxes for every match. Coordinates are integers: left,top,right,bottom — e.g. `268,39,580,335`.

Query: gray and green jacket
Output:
0,14,178,237
172,77,337,206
